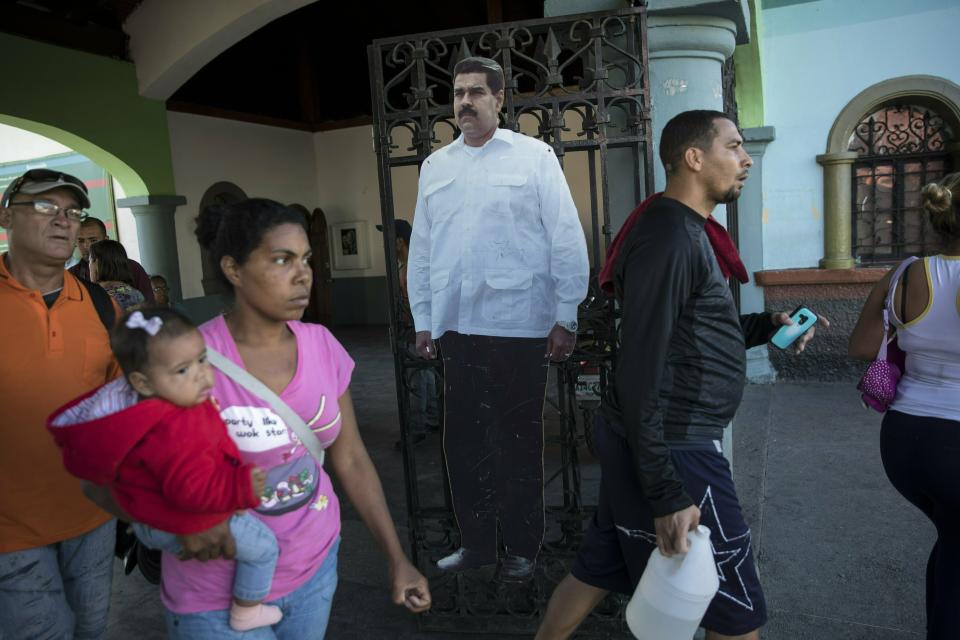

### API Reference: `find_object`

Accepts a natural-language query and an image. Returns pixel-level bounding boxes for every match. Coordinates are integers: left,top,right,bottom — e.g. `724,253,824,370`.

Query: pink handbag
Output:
857,257,917,412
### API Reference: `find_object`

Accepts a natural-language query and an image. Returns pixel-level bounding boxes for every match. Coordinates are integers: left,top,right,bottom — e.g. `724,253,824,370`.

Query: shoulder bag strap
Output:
899,263,910,323
78,276,117,331
886,257,919,319
206,347,325,467
877,256,919,360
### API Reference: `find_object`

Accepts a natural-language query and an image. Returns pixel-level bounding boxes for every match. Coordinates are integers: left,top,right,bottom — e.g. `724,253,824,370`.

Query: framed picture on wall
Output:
331,221,370,270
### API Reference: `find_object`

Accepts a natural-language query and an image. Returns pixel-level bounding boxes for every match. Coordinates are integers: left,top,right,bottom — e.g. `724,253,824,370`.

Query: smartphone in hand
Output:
770,306,818,350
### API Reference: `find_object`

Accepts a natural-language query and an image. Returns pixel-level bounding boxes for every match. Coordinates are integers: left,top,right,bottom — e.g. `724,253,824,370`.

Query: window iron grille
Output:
850,104,954,262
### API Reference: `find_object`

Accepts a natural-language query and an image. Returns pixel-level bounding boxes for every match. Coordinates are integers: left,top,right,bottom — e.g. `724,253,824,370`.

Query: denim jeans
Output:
165,537,340,639
134,513,279,601
0,519,115,640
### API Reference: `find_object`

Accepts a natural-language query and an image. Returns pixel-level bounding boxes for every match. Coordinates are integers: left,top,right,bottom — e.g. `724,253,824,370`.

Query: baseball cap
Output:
376,219,412,244
1,168,91,209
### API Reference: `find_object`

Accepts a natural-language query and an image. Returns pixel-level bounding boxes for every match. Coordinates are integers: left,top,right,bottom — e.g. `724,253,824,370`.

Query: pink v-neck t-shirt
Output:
159,317,353,614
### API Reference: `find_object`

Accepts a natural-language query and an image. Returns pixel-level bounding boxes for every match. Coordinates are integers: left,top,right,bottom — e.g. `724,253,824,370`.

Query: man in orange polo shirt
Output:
0,169,121,639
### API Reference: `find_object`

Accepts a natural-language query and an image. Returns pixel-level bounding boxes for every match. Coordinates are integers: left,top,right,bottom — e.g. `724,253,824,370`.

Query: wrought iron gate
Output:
722,55,741,310
368,5,653,634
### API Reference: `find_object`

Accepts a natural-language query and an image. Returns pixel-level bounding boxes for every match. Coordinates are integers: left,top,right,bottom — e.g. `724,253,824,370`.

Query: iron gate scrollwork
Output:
368,5,653,634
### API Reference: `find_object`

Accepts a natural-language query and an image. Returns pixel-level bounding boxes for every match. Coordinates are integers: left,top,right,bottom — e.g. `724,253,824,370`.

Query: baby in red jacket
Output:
48,308,281,632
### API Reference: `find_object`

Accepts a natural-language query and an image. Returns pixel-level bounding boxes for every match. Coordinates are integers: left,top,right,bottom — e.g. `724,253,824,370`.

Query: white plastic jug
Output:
625,525,719,640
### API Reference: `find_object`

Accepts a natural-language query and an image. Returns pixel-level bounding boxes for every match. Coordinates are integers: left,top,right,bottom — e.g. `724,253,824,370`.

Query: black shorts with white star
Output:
572,414,767,636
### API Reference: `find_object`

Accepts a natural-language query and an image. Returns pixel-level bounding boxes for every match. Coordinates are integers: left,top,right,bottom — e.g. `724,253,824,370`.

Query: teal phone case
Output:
771,307,818,349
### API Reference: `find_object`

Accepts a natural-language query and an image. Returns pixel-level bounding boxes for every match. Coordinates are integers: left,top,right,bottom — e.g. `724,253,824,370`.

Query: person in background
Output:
70,216,155,303
849,172,960,639
89,239,145,311
151,274,171,307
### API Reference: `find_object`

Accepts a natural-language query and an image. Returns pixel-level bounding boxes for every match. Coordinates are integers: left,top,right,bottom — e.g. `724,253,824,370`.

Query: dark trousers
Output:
881,410,960,639
440,332,549,560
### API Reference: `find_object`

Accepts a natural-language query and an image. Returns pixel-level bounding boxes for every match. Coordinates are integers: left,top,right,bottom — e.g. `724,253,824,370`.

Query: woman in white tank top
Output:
850,172,960,639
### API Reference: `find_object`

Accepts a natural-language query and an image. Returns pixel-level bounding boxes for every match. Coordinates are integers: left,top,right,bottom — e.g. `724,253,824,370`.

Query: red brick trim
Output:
754,267,889,286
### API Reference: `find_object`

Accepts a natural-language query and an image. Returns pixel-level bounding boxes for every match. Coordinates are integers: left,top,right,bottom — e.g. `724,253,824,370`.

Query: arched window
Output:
850,103,954,262
198,181,247,295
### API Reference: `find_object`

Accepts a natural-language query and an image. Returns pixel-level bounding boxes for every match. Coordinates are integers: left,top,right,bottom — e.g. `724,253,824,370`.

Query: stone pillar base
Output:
746,345,777,384
819,257,857,269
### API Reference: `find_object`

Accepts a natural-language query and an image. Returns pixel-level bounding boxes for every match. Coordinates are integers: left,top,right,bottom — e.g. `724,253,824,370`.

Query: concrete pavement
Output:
105,327,931,639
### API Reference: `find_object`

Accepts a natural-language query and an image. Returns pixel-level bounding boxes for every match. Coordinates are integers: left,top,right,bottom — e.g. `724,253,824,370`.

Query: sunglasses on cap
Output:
1,168,91,209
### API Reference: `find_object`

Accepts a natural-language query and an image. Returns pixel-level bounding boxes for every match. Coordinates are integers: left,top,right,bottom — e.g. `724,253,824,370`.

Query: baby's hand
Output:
251,467,267,498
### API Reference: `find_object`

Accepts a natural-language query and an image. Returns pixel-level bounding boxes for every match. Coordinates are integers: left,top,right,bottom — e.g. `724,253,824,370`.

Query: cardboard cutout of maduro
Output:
407,57,588,581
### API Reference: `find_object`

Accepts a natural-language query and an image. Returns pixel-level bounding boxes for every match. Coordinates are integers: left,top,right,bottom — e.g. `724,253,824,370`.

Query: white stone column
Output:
742,126,777,383
647,15,737,190
117,195,187,302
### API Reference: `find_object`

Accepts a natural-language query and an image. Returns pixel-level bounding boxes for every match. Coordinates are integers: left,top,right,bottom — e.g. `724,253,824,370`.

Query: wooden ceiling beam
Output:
0,3,129,59
486,0,503,24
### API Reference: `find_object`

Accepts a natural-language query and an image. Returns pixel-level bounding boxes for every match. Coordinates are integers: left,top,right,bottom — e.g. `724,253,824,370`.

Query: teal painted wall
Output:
760,0,819,9
733,0,764,128
762,0,957,36
0,34,176,196
759,0,960,269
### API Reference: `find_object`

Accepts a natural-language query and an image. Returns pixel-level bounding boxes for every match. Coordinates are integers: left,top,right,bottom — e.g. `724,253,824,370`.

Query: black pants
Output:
881,410,960,639
572,415,766,635
440,332,549,560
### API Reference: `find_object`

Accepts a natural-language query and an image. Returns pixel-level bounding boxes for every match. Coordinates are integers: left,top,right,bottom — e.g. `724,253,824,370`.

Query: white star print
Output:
615,485,756,612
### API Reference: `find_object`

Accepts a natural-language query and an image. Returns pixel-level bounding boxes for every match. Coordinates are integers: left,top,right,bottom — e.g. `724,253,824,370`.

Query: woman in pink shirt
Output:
157,198,430,638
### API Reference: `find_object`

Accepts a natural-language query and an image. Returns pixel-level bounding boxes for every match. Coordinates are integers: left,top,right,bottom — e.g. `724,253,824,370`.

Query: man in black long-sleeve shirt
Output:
536,111,827,640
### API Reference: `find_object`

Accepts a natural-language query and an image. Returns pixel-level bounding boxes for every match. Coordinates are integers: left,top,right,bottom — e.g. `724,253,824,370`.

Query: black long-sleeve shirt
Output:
603,197,775,517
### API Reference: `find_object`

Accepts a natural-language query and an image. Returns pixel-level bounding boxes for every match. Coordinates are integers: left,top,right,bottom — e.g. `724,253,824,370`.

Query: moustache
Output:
458,106,478,118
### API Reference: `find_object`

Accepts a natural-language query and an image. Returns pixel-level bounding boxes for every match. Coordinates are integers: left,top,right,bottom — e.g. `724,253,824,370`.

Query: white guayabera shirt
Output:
408,127,589,339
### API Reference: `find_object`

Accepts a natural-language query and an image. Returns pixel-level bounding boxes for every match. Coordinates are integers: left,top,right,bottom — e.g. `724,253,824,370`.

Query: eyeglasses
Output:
11,199,88,223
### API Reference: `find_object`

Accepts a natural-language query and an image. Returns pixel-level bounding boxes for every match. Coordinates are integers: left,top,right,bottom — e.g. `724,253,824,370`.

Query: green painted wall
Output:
733,0,764,128
0,33,176,196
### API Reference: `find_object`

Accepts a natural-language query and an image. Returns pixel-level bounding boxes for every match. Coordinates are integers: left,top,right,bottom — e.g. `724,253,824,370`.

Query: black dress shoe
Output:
499,554,535,582
436,547,496,572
